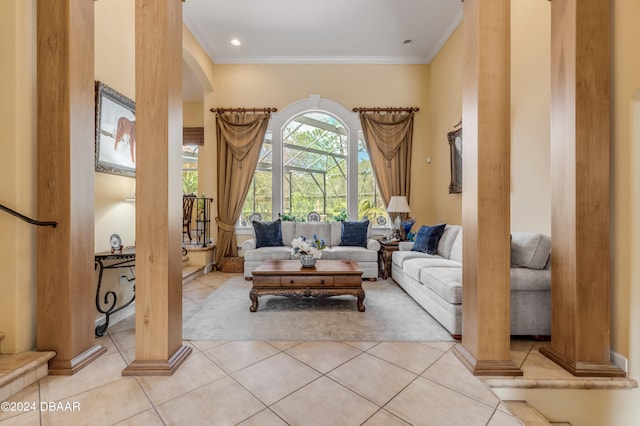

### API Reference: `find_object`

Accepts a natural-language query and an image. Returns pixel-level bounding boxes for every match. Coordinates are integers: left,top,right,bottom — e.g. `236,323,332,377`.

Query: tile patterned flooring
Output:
0,272,635,425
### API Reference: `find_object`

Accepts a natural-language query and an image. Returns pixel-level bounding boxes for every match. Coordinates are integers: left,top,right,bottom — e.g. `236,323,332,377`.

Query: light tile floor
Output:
0,272,635,425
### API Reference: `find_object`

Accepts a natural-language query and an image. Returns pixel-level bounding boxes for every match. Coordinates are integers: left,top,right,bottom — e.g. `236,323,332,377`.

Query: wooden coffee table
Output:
250,259,365,312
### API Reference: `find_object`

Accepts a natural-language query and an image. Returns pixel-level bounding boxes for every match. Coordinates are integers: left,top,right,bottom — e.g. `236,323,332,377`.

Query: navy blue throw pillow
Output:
340,220,369,248
411,224,447,254
253,219,284,248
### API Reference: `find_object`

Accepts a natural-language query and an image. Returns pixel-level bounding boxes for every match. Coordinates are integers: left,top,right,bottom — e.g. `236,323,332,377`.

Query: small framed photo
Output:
95,81,136,177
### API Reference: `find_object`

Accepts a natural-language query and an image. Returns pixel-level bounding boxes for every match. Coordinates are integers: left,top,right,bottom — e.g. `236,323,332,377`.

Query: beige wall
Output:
184,102,205,127
182,25,215,96
428,26,463,225
0,0,37,353
509,0,550,233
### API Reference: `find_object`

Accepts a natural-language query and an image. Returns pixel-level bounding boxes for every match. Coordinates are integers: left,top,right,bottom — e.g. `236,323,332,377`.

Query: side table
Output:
378,240,399,279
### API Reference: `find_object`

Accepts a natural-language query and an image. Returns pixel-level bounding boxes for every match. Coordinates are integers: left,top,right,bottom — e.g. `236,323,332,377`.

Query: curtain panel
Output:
359,112,414,221
215,112,270,267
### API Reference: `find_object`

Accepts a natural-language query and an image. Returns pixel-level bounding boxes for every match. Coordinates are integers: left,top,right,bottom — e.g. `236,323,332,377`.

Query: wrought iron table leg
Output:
94,258,136,337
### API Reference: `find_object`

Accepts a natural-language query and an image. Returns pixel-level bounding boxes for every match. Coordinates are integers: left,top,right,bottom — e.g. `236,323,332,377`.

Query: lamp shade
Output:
386,195,411,213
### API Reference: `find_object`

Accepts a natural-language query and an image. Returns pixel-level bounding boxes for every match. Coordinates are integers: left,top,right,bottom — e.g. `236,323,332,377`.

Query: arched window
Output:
282,111,347,220
240,95,387,228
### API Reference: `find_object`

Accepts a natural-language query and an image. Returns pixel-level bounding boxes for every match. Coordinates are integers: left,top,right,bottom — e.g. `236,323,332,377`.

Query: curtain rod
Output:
210,107,278,114
352,107,420,113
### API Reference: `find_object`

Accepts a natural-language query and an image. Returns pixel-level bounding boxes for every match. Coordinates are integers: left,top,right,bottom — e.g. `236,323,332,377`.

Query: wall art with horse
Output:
95,81,136,177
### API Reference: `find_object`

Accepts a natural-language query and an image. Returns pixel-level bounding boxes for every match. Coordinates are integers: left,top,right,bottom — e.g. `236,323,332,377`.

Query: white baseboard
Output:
611,349,628,373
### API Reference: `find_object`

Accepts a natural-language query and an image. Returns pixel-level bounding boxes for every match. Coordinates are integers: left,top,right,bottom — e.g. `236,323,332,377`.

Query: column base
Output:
540,346,626,378
122,344,192,376
48,344,107,376
453,344,523,376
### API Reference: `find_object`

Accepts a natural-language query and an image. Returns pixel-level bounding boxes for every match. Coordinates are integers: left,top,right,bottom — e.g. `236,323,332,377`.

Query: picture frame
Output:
447,125,462,194
95,81,136,177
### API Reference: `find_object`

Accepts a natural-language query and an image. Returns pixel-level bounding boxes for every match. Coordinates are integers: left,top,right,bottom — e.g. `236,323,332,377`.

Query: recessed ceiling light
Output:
403,39,413,45
230,39,242,46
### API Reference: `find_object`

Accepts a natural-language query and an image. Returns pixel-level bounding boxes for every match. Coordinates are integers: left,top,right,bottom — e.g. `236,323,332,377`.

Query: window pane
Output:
282,112,347,221
182,144,199,194
241,132,272,225
358,132,388,226
236,101,386,230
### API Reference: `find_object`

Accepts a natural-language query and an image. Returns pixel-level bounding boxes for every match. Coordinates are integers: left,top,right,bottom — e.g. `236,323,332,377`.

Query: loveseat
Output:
242,220,380,280
391,224,551,337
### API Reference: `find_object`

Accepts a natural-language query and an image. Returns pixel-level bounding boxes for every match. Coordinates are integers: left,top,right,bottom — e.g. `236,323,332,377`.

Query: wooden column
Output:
539,0,624,377
452,0,521,376
123,0,191,376
36,0,106,374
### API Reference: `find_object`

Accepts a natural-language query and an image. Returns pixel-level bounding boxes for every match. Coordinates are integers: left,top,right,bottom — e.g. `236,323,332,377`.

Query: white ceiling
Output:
181,0,463,101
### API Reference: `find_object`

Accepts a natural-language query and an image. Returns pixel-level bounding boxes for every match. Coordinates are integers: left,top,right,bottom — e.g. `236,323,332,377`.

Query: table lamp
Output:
386,195,411,240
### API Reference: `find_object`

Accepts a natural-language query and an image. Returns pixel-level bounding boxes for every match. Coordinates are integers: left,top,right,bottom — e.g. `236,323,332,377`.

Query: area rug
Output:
183,277,453,342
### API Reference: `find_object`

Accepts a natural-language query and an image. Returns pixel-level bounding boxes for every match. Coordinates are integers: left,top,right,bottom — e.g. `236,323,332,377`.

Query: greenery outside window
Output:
281,112,347,221
241,132,273,224
358,131,388,226
239,96,388,230
182,144,199,194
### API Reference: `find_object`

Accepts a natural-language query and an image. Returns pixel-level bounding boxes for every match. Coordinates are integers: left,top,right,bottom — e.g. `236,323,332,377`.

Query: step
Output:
0,351,56,402
503,400,571,426
182,264,205,284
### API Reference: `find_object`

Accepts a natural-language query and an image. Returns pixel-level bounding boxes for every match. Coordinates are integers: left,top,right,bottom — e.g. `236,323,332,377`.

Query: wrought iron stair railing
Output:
0,203,57,228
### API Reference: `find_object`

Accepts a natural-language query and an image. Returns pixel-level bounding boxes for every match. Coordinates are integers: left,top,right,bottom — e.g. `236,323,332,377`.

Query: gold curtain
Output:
359,112,414,220
215,112,270,266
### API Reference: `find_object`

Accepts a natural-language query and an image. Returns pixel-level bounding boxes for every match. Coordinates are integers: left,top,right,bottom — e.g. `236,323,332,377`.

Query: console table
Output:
94,248,135,337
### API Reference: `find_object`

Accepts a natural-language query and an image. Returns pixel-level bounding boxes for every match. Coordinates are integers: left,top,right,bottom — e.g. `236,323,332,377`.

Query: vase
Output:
299,254,316,268
402,219,416,240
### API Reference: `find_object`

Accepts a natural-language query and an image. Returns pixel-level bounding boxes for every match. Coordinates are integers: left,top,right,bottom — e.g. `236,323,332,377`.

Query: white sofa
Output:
242,221,380,280
391,224,551,337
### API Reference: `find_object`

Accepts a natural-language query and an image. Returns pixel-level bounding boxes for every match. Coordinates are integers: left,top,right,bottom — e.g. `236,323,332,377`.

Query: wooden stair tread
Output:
1,351,55,401
0,351,55,385
182,264,205,284
503,400,554,426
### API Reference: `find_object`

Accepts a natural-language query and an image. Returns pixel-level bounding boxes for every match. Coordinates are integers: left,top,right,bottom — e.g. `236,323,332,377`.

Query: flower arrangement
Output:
291,234,326,259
